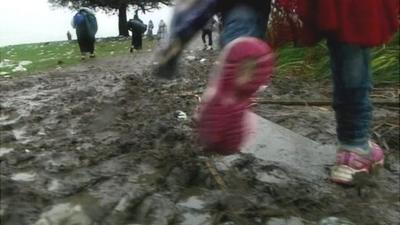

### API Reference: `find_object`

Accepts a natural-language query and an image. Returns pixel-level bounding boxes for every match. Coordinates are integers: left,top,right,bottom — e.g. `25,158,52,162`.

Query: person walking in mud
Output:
147,20,154,40
275,0,398,185
67,31,72,41
128,11,147,52
153,0,398,185
201,17,216,50
72,8,98,60
157,20,168,44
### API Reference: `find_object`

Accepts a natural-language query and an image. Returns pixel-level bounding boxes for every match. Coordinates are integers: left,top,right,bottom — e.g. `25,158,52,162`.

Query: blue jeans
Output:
221,6,373,153
220,5,267,47
328,40,372,151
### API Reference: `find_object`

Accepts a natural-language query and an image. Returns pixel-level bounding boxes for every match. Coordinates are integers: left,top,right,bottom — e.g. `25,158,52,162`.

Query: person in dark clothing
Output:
67,31,72,41
72,8,98,60
128,13,147,52
201,18,216,50
147,20,154,40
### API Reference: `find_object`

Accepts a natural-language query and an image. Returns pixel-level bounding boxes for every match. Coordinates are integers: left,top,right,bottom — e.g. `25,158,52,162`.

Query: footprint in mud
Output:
0,107,34,144
0,106,21,126
254,165,291,184
39,152,81,173
228,155,294,185
0,107,18,142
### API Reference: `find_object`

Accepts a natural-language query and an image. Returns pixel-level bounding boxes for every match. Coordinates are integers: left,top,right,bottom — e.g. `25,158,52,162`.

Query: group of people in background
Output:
70,8,169,58
128,11,168,52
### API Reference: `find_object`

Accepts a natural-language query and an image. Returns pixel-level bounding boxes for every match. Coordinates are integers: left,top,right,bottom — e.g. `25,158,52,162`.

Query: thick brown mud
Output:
0,48,399,225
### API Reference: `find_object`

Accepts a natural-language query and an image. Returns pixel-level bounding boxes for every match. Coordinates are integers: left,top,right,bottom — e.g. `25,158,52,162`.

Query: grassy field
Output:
1,34,399,85
0,37,155,76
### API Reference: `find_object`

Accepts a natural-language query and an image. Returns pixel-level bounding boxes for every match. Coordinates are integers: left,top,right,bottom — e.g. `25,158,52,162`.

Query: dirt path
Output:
0,47,399,225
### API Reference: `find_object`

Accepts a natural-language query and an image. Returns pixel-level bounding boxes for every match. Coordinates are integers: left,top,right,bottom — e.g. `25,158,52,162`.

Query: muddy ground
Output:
0,46,399,225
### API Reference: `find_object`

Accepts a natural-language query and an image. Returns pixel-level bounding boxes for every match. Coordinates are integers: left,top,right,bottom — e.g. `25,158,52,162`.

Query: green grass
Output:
276,32,400,85
0,37,155,77
1,33,398,85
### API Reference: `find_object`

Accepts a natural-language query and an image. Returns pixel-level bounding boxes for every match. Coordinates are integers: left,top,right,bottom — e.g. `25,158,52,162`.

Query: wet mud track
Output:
1,50,399,225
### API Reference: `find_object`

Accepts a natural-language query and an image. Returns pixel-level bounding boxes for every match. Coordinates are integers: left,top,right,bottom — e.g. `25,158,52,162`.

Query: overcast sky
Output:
0,0,173,46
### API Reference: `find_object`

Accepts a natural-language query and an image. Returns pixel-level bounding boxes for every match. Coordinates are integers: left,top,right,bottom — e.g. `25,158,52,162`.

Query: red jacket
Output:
275,0,399,47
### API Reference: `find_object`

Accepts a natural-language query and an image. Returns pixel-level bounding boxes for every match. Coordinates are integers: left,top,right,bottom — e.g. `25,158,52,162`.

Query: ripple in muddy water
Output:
11,172,36,182
0,147,14,157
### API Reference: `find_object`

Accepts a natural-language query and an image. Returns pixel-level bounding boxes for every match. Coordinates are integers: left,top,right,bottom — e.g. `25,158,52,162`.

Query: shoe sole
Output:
198,37,274,155
330,159,384,185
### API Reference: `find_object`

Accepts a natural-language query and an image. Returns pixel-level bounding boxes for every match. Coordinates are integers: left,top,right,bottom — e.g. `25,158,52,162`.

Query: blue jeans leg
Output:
220,5,266,47
327,39,373,153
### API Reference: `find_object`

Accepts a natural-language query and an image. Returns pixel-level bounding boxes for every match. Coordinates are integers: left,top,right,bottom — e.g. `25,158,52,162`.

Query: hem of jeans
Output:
337,140,371,155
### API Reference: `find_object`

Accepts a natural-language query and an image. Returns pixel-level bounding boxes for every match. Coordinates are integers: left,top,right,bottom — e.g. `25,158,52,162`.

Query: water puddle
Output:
178,196,205,210
11,172,36,182
0,147,14,157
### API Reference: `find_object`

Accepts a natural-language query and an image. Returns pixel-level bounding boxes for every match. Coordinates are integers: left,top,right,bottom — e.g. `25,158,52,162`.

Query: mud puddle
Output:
0,45,399,225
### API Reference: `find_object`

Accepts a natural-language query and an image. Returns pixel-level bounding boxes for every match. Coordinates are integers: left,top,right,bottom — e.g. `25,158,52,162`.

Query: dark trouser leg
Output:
89,36,95,54
133,32,141,50
138,34,143,49
328,39,373,153
208,31,213,46
77,37,86,53
202,30,207,44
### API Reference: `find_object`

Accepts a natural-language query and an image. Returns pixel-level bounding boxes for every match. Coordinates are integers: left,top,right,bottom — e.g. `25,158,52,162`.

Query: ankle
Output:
338,142,371,156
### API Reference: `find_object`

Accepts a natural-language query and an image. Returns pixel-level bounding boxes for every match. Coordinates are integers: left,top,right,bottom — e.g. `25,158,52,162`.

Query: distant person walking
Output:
128,12,147,52
201,18,216,50
72,8,97,60
157,20,168,42
147,20,154,40
67,31,72,41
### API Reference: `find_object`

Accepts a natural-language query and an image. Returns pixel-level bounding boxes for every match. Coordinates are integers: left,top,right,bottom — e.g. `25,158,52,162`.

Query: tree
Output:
49,0,172,36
